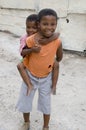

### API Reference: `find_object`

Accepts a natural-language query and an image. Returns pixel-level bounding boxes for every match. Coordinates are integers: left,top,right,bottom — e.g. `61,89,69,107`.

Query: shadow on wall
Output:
0,30,20,38
63,49,86,57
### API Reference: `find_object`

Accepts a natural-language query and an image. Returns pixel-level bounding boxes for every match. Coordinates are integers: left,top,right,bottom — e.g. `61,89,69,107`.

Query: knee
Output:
17,63,24,70
17,63,21,70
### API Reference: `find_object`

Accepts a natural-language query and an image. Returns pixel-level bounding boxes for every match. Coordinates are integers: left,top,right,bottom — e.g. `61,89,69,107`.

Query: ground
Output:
0,32,86,130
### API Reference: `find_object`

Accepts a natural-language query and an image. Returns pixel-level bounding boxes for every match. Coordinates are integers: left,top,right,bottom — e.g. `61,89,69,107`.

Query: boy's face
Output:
26,21,38,36
39,15,57,38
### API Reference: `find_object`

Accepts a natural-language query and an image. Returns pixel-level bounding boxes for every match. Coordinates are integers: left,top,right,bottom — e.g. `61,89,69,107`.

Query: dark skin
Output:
17,32,61,124
32,32,63,95
18,32,60,96
52,61,59,95
51,43,63,94
25,33,62,128
17,20,38,96
17,20,39,124
21,32,60,57
35,15,63,129
17,15,63,129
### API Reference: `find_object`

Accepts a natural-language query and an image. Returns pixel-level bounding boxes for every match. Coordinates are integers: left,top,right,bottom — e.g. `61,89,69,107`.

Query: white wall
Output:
0,0,35,9
0,0,86,52
0,8,36,35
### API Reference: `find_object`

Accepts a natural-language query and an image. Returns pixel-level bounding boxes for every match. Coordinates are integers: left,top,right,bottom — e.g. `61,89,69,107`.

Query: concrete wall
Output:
0,0,86,52
0,0,36,35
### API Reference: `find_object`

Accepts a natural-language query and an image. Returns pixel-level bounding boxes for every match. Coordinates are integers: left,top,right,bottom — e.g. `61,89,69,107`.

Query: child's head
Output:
38,8,59,38
26,14,38,36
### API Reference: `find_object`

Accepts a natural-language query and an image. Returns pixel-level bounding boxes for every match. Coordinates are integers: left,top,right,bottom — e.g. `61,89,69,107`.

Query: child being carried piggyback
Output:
16,9,63,130
17,14,60,95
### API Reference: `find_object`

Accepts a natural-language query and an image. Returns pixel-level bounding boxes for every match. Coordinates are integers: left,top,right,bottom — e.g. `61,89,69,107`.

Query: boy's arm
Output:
21,45,41,57
51,42,63,95
21,46,32,57
51,61,59,95
56,42,63,62
38,32,60,45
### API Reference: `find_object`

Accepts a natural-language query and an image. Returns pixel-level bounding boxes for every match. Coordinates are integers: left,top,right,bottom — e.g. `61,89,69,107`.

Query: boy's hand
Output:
51,86,56,95
26,83,34,96
32,45,41,53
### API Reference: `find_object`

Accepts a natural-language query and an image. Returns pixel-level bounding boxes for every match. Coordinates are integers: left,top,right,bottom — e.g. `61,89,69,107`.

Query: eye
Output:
51,23,56,26
42,23,48,26
33,27,37,29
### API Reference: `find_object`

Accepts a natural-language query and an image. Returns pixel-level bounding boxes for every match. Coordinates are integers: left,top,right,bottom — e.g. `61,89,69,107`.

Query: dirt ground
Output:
0,32,86,130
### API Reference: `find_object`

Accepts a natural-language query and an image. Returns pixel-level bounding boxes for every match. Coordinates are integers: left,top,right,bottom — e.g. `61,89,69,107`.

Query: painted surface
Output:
0,0,86,51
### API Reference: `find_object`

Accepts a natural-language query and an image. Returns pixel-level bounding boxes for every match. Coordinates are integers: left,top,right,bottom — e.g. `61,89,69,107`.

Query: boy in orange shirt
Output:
16,9,62,130
17,15,60,95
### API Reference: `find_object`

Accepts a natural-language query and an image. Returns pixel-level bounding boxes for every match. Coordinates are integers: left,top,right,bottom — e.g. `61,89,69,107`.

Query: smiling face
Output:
38,15,57,38
26,21,38,36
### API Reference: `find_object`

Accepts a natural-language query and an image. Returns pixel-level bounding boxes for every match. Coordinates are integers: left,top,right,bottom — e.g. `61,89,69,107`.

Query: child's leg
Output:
43,114,50,129
17,62,33,95
37,73,52,130
51,61,59,95
18,113,30,130
23,113,30,122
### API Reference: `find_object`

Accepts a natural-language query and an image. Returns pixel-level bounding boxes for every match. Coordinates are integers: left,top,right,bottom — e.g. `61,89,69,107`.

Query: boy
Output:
16,9,62,130
17,14,38,95
17,14,60,95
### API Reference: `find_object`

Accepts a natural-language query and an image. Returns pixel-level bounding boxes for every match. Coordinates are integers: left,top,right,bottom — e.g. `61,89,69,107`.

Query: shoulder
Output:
26,34,36,47
55,38,62,47
20,34,28,41
26,34,34,41
26,33,37,43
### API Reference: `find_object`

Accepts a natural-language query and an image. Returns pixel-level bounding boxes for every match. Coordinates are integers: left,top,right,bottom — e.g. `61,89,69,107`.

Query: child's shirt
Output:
19,34,28,54
23,34,61,78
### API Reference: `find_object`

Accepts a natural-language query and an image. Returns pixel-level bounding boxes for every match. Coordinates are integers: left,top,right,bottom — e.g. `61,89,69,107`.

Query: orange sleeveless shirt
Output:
23,34,61,77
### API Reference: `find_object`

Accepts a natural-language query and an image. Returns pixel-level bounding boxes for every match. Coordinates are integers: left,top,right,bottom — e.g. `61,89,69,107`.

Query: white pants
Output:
16,71,52,114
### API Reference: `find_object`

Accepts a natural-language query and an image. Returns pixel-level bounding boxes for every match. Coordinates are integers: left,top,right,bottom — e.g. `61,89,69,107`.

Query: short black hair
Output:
26,14,38,23
38,8,59,22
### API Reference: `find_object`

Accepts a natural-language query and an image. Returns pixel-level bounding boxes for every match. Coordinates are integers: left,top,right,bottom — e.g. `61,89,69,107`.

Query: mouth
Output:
28,32,34,35
44,31,53,37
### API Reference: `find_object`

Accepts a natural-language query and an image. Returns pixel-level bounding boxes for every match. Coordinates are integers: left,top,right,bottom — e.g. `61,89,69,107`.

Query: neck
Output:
34,32,55,45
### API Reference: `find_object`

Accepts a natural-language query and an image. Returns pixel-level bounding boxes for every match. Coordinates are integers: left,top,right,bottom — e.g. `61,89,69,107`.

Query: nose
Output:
29,28,33,32
47,25,52,30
